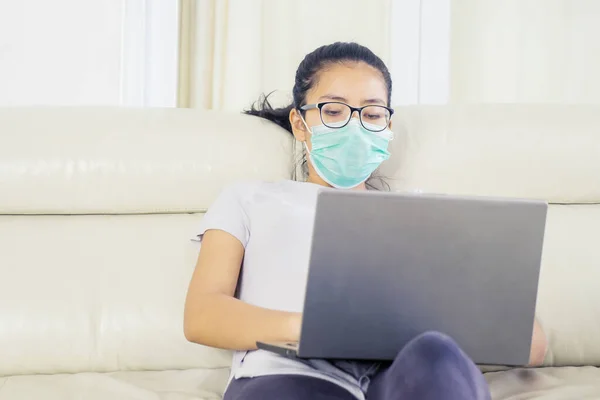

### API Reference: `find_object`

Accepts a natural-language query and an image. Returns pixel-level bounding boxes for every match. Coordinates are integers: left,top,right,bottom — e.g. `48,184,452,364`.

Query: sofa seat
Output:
0,368,230,400
1,367,599,399
487,367,600,399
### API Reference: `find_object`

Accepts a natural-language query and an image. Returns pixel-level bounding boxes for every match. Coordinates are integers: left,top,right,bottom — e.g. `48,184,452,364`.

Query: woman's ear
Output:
289,108,308,142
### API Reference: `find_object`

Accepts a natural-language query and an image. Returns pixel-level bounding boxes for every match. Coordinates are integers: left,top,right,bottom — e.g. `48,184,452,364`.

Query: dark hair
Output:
245,42,392,189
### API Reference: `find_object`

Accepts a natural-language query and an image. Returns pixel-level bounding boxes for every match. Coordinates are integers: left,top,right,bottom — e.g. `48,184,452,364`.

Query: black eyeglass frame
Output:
299,102,394,132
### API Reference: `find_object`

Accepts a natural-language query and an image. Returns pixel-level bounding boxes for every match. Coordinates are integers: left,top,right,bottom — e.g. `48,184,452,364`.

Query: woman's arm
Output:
529,319,548,366
184,229,302,350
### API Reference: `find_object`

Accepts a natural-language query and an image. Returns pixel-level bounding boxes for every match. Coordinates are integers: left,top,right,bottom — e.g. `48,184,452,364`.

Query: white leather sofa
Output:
0,105,598,399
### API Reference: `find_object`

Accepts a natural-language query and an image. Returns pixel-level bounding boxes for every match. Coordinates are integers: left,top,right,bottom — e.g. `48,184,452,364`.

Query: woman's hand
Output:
528,319,548,366
288,312,303,342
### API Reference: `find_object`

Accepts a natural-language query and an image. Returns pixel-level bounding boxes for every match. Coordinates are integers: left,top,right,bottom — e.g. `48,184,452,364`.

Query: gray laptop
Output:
257,190,547,366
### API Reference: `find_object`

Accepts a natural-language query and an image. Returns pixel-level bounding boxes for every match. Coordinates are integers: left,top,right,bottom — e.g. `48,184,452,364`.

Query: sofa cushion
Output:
0,213,231,376
0,368,229,400
385,104,600,203
535,205,600,366
486,366,600,399
0,107,293,215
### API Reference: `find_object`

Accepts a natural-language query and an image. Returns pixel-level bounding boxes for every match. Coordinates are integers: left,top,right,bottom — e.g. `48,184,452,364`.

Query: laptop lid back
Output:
299,190,547,365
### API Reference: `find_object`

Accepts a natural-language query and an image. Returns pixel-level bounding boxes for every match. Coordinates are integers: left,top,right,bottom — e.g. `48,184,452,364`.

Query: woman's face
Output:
289,61,390,189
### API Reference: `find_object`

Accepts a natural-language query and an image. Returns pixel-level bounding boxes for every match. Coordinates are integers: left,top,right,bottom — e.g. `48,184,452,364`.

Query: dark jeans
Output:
224,331,491,400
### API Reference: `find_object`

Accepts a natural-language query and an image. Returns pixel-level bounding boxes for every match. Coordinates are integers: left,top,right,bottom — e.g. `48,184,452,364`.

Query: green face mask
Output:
304,119,393,189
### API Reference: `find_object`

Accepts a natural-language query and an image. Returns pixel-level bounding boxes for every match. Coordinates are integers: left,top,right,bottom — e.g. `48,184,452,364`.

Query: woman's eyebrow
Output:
318,95,387,106
318,94,347,102
362,98,386,105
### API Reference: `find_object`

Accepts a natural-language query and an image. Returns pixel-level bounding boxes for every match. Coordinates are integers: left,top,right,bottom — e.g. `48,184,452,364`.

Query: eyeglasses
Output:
300,102,394,132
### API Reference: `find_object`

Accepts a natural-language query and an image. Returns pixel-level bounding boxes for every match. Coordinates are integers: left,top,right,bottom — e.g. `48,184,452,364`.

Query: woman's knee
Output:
377,331,491,399
405,331,463,359
393,331,476,374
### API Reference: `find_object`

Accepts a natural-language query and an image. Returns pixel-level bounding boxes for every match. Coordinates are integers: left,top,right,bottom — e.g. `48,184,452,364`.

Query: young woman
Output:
184,42,548,400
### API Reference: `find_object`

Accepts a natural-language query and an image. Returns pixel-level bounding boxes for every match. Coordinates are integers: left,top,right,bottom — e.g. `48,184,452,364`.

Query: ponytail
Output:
244,92,294,134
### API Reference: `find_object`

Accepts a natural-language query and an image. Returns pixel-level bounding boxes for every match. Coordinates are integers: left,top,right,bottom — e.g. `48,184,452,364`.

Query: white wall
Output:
390,0,451,105
3,0,599,108
450,0,600,104
0,1,122,106
0,0,178,107
390,0,600,105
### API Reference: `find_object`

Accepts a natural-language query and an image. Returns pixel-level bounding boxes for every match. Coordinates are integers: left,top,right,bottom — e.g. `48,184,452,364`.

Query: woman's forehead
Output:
307,62,388,105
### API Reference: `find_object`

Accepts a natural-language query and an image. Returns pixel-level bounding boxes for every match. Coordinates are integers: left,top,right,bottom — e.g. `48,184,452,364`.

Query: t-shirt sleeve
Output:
195,183,252,247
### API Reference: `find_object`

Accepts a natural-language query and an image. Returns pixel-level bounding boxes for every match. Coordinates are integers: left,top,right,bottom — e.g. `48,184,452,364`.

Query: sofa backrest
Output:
0,107,292,376
385,105,600,203
386,105,600,366
0,105,599,376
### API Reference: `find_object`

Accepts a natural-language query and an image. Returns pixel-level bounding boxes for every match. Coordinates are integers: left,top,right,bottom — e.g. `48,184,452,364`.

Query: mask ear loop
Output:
298,113,314,135
297,112,314,156
303,142,311,157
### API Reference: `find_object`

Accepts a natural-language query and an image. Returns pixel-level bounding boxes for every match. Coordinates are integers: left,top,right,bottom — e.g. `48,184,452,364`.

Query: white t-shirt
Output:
196,180,375,400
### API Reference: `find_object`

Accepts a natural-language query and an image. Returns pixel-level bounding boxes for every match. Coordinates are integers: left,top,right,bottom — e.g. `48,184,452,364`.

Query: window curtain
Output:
178,0,391,110
450,0,600,104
